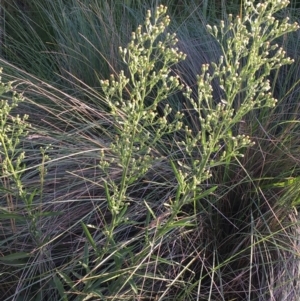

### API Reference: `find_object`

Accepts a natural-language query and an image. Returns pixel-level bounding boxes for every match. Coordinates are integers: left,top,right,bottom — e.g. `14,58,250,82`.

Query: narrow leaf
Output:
0,252,31,262
53,275,68,301
81,222,97,252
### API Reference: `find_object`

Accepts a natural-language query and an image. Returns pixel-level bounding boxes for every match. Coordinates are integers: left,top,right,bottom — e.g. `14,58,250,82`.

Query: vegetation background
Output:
0,0,300,300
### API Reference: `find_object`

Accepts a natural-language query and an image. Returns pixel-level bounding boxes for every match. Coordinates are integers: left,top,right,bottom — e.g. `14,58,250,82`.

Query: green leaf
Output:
194,185,218,201
57,271,75,291
0,252,31,262
82,242,90,272
144,200,156,219
52,275,68,301
0,213,26,220
25,189,38,208
168,217,195,228
0,187,14,193
128,278,138,294
81,222,98,252
37,211,63,217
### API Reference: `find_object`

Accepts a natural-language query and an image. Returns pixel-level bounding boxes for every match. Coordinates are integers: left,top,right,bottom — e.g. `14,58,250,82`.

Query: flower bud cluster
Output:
1,68,30,198
99,1,299,213
99,5,186,216
176,0,298,195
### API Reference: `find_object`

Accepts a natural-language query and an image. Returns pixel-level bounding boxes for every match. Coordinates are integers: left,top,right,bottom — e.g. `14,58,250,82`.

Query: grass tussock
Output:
1,0,300,300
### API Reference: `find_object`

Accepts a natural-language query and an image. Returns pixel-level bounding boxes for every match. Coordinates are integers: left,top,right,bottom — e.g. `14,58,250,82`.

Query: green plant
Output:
0,68,29,200
0,68,59,301
0,66,53,237
1,0,300,300
63,1,298,300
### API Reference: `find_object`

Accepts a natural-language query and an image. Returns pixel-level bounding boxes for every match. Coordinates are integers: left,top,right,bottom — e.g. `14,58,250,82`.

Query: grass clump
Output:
0,0,300,300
